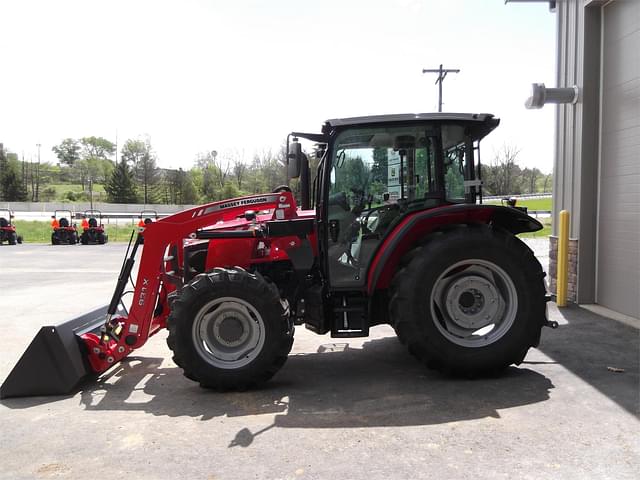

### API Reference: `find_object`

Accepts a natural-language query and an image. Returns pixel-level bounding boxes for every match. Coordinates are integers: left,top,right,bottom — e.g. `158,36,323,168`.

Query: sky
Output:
0,0,556,173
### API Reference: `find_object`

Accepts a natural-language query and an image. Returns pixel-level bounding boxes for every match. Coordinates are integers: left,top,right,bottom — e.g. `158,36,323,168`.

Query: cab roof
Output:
325,112,497,127
323,113,499,140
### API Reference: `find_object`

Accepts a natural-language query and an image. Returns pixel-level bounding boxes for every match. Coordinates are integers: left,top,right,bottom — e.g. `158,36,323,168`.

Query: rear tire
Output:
389,225,546,376
8,233,17,245
167,267,294,390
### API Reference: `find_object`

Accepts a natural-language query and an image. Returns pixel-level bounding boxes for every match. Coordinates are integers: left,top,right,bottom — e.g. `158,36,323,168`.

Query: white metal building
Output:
544,0,639,319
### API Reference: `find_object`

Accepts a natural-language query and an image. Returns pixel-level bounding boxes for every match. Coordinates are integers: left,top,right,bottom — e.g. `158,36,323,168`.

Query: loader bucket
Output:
0,305,111,399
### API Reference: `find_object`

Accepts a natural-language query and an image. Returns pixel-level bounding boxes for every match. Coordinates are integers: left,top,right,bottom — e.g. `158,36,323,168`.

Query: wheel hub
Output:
215,314,248,346
430,260,518,348
445,275,501,329
193,298,265,369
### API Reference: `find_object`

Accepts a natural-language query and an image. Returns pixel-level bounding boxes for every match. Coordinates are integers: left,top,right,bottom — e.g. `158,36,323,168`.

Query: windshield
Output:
325,123,474,288
330,124,469,208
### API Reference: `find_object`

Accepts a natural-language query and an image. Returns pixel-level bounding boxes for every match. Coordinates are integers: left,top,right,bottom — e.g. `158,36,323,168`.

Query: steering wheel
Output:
272,185,292,193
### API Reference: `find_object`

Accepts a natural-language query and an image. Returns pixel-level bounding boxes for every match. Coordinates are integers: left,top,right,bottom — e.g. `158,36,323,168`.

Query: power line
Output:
422,64,460,112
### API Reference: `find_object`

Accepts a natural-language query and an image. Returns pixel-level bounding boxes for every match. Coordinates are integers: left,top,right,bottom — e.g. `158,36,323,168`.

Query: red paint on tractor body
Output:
80,191,308,374
366,205,494,293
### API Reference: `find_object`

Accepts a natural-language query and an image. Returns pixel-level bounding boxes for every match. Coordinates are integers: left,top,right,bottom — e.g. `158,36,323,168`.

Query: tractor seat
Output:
88,218,98,228
328,191,349,211
59,218,69,228
0,217,8,228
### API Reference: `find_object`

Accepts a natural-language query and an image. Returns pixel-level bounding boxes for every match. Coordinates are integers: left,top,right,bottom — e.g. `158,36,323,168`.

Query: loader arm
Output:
82,192,299,374
0,191,301,398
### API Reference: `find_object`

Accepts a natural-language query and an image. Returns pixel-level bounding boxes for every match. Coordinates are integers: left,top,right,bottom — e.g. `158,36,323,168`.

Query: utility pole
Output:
35,143,41,202
89,178,94,211
422,64,460,112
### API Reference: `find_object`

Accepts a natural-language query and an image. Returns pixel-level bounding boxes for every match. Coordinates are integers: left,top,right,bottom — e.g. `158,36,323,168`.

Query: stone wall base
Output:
549,236,578,303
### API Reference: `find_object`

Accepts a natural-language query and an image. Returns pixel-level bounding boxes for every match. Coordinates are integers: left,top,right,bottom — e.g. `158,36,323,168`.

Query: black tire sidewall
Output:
171,271,292,387
395,228,543,372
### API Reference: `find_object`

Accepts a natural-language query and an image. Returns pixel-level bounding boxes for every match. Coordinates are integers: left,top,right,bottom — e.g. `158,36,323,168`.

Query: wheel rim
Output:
430,259,518,347
192,297,266,369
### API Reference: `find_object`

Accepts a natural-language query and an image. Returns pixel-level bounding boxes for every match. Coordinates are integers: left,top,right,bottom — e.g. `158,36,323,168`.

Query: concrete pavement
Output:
0,243,637,480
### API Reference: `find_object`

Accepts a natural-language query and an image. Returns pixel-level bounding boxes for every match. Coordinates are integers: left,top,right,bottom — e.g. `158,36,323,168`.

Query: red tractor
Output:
80,210,108,245
1,113,556,398
51,209,79,245
0,209,23,245
137,210,158,245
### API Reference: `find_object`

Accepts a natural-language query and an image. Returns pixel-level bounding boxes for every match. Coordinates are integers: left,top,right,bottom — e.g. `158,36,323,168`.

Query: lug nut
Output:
107,356,115,364
92,347,101,354
117,346,125,354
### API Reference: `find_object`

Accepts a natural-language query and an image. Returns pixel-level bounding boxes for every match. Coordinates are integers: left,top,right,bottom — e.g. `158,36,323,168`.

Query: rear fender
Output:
366,204,542,293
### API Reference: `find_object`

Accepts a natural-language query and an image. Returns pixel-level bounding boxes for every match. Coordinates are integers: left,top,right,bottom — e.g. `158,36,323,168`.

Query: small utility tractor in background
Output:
0,210,23,245
80,210,108,245
139,209,158,227
1,113,556,398
51,210,79,245
137,210,158,244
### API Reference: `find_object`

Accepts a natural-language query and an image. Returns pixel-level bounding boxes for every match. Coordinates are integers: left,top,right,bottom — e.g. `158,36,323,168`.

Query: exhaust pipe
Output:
0,305,116,399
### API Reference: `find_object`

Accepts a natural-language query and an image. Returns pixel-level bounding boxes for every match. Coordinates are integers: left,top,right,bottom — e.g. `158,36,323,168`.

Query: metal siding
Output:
577,6,602,303
597,0,640,318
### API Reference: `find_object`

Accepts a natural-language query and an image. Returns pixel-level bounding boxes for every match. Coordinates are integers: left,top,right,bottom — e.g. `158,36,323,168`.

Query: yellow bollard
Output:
557,210,570,307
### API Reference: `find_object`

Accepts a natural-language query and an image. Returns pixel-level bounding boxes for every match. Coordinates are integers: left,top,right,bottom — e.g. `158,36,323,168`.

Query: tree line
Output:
480,144,552,196
0,139,550,204
0,138,288,205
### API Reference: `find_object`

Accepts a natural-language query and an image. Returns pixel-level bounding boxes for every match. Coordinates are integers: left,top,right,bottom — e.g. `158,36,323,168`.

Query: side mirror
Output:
288,141,302,179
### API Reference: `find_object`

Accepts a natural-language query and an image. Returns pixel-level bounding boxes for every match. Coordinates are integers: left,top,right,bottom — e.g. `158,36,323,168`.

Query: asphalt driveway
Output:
0,243,637,479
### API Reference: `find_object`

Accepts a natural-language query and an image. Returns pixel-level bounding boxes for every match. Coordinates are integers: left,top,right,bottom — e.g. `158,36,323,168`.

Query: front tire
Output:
167,267,294,390
389,225,546,376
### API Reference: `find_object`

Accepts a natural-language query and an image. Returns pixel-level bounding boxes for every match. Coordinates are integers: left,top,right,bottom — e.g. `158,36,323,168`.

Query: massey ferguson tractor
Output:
80,210,108,245
0,210,23,245
1,113,556,398
51,209,79,245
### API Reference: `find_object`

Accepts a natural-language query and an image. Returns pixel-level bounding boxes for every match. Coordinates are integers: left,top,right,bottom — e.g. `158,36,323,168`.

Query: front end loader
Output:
1,113,556,398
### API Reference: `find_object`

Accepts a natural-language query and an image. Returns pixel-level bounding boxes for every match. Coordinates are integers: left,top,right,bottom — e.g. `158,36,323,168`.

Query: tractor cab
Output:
290,114,498,291
51,209,79,245
285,113,544,342
0,209,22,245
80,210,108,245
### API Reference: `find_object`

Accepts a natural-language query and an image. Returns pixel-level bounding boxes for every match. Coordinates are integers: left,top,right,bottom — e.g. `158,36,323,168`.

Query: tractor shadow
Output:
1,335,554,446
77,337,550,427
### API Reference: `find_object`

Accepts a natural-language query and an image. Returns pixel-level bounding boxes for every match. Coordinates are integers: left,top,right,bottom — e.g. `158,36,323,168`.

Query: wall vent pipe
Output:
525,83,580,109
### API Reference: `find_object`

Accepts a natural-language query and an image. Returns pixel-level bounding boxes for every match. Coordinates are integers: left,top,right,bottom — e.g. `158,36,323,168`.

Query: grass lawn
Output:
486,196,552,211
13,220,137,243
48,183,106,193
518,217,552,238
44,183,107,202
